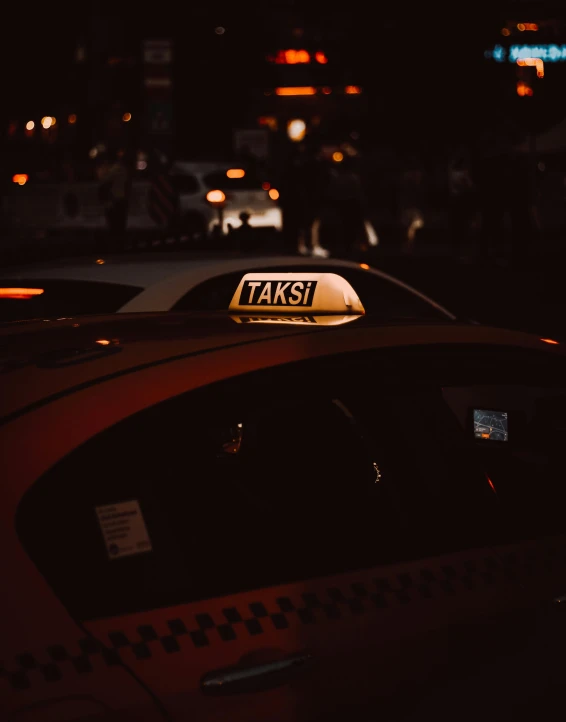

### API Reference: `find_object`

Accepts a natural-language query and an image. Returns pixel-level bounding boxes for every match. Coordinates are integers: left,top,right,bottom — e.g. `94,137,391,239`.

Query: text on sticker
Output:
95,500,152,561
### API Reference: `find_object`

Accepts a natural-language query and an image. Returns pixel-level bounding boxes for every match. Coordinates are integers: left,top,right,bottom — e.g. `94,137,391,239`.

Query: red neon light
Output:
268,49,328,65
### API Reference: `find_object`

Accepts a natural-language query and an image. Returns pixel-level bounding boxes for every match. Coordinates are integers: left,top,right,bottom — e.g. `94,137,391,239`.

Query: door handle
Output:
201,652,313,696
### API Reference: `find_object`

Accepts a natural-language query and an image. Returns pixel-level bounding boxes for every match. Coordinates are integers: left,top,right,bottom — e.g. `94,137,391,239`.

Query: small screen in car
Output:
473,408,508,441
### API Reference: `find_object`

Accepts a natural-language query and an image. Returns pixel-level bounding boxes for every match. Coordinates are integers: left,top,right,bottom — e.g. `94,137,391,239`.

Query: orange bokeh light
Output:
0,287,44,299
206,189,226,204
275,86,316,96
517,57,544,77
516,82,533,96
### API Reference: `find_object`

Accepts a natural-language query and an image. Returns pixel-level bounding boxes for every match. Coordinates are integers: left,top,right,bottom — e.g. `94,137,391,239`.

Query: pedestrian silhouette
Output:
229,210,260,252
97,148,131,251
278,142,323,255
396,154,426,254
317,153,367,258
472,126,536,265
447,144,478,260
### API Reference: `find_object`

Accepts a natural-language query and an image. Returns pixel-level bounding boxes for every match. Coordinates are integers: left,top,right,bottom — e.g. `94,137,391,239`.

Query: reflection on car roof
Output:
0,312,562,426
0,253,458,320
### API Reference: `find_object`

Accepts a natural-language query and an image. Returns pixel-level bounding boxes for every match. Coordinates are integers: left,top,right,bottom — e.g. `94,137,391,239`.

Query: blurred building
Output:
5,1,566,190
483,8,566,136
1,1,144,186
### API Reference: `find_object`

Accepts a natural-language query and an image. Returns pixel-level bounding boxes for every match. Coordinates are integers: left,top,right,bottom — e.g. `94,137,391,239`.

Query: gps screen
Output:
473,409,508,441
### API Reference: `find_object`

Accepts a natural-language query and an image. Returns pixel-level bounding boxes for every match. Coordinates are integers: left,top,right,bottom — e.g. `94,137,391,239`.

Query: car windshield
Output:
0,279,143,322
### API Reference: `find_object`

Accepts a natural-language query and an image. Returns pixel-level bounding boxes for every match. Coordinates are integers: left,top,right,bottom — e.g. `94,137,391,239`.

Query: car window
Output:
17,343,557,622
310,344,566,546
442,383,566,540
203,171,268,191
0,279,144,322
16,363,405,621
170,174,201,195
171,265,450,320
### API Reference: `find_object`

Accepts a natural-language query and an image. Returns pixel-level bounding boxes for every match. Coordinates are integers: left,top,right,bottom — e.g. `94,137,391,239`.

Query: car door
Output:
15,367,413,722
14,347,566,722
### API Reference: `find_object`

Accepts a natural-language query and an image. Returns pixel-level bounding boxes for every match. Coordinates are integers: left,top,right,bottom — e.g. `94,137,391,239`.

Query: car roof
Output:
1,311,562,425
0,252,407,286
0,253,457,318
0,252,238,287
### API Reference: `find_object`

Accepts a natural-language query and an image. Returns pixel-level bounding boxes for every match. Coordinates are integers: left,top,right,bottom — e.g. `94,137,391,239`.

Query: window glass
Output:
16,365,396,621
172,269,254,310
16,343,566,622
0,279,143,322
442,383,566,539
309,344,566,545
171,265,450,320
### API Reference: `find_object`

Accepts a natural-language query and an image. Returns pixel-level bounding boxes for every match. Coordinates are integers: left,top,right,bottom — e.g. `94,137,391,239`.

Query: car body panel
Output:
0,317,555,422
0,255,457,319
2,317,566,720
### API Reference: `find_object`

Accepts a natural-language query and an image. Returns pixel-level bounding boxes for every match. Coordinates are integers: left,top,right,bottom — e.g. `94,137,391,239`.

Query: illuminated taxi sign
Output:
231,314,362,326
229,273,365,315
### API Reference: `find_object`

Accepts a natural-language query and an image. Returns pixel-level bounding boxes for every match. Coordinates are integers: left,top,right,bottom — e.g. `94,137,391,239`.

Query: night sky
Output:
2,1,566,156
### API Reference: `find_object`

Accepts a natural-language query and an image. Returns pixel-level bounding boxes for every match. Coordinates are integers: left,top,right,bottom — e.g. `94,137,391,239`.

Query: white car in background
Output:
0,253,456,323
169,161,282,235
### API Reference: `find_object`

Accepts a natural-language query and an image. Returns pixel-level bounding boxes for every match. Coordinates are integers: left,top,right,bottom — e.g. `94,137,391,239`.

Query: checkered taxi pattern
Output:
3,542,566,690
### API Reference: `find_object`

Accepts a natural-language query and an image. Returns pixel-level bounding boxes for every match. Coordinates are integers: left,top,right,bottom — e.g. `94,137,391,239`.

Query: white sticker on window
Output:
95,500,152,560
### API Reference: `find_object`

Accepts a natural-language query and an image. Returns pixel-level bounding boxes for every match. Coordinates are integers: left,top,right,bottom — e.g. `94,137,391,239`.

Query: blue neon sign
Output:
485,44,566,62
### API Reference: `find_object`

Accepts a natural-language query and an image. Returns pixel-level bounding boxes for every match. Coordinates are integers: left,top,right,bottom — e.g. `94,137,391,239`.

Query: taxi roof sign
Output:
229,272,365,315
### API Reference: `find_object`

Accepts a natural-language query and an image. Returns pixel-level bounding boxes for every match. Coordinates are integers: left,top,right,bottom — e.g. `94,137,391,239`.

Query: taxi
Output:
0,253,456,323
2,271,566,722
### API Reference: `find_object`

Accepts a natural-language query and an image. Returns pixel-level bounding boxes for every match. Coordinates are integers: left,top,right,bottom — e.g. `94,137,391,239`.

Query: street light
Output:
206,189,227,232
287,118,306,142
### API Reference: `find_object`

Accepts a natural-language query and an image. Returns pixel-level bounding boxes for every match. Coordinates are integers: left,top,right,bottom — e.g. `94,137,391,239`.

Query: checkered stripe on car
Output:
3,543,565,690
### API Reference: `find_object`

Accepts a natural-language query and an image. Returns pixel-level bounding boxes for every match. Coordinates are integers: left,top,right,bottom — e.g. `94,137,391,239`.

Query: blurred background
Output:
2,0,566,263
